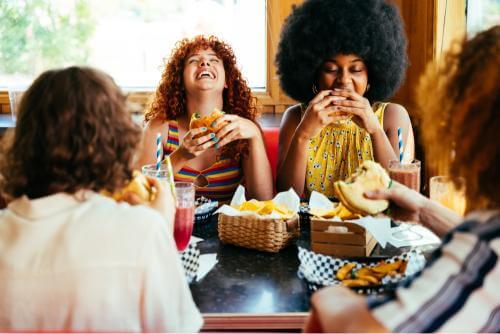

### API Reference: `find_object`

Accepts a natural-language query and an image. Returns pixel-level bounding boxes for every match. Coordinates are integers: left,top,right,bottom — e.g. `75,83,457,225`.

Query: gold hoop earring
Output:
312,84,319,94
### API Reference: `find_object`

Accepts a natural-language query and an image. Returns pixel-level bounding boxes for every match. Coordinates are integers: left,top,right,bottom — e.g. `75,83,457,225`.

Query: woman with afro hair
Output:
136,36,273,202
275,0,415,198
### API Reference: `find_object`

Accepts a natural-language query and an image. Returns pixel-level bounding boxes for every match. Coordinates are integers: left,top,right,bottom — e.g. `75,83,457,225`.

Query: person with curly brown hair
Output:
0,67,202,332
136,35,273,203
275,0,415,198
304,25,500,333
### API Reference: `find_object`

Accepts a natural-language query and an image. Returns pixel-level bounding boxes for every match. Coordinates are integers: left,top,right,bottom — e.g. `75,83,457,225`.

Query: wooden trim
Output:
201,312,308,331
434,0,466,59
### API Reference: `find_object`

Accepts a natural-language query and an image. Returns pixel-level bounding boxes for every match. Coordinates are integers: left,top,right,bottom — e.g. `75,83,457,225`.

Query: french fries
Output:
335,260,407,287
234,199,294,218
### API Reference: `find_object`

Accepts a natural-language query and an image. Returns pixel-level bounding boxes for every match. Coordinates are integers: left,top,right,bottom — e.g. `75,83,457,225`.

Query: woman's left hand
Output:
212,114,260,148
331,89,382,134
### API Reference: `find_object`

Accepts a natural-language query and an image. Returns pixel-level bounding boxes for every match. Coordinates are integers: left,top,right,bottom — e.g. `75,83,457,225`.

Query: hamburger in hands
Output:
330,95,352,125
106,171,156,204
333,160,391,216
189,108,228,138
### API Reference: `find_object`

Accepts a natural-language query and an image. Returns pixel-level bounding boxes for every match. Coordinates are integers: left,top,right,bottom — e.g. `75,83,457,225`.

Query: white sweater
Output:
0,191,202,332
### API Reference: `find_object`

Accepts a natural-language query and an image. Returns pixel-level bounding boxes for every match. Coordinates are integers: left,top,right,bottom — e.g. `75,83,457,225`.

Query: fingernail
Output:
209,133,215,138
364,191,375,197
211,121,217,127
334,88,342,91
212,137,219,142
201,127,207,131
215,143,219,149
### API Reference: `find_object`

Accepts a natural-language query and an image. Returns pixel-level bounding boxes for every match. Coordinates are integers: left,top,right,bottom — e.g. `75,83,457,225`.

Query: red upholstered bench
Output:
262,127,279,183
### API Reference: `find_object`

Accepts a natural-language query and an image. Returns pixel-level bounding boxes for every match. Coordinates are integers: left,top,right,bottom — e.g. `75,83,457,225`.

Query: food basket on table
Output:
298,246,426,294
193,197,218,238
217,186,301,253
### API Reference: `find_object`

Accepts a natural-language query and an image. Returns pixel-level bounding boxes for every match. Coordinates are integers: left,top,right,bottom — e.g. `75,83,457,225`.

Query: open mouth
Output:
196,70,215,80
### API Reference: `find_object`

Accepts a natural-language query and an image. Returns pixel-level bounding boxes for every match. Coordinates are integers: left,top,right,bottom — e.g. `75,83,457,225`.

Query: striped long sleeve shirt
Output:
368,210,500,332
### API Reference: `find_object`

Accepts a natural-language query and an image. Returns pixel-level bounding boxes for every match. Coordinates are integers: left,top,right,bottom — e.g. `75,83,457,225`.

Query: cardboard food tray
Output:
310,218,377,258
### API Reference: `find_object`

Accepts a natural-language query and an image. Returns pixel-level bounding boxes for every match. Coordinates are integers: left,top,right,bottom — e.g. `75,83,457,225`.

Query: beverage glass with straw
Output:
142,132,176,194
143,133,194,251
388,127,421,192
388,128,423,241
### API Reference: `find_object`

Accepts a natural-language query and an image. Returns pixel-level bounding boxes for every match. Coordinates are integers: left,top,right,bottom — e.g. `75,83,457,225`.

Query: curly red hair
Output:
145,35,258,160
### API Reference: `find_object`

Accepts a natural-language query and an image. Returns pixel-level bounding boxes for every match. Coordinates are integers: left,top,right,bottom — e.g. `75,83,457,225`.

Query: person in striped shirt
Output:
303,25,500,333
136,35,273,203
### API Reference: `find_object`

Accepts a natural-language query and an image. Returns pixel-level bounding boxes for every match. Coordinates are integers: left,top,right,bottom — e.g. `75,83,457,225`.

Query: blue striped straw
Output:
397,127,403,162
156,133,162,173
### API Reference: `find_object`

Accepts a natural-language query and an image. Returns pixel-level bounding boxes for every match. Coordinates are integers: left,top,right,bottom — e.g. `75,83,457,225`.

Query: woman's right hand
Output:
123,176,176,231
364,181,428,222
177,127,217,160
296,90,350,139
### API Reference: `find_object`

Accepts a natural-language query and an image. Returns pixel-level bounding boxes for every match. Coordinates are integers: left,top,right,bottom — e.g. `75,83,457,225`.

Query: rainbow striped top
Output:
164,120,243,203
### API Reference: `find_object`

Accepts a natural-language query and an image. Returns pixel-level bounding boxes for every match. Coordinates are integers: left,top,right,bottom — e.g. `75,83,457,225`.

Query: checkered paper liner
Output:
179,242,200,284
194,197,218,238
195,196,212,207
298,247,426,294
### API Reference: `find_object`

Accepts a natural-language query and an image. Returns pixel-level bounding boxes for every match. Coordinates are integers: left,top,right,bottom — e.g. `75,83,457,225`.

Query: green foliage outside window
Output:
0,0,95,75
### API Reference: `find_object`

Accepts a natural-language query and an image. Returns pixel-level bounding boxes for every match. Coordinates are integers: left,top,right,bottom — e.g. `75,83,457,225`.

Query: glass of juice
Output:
174,182,195,252
388,159,421,192
142,161,176,198
430,176,466,216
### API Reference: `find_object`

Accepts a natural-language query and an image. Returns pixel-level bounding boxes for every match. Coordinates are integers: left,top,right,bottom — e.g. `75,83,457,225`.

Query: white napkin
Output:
196,254,218,282
189,235,203,245
389,223,441,248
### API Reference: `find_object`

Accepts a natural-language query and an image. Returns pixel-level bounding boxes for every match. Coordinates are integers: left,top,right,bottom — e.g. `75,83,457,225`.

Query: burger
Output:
330,95,352,125
189,108,227,138
333,160,391,216
108,171,155,203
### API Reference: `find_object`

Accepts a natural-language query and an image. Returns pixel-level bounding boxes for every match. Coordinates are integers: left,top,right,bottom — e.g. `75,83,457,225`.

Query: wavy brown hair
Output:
416,26,500,210
145,35,258,161
0,66,142,199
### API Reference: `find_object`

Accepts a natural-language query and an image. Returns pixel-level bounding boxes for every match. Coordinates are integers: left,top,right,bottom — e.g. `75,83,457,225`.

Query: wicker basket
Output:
218,213,299,253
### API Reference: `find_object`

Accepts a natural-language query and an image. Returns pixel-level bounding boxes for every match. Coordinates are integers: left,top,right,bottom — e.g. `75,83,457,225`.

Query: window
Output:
467,0,500,36
0,0,266,90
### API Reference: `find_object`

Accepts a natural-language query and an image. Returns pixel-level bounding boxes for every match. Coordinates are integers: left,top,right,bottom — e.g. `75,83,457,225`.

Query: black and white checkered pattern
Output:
195,196,212,207
179,242,200,283
298,247,426,294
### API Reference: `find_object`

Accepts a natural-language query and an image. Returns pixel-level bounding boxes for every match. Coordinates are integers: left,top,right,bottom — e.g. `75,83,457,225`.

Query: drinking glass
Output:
430,176,466,216
388,159,421,192
174,182,195,252
8,88,25,121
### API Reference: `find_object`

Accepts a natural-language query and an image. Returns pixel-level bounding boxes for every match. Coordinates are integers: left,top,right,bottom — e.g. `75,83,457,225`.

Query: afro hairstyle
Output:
275,0,408,103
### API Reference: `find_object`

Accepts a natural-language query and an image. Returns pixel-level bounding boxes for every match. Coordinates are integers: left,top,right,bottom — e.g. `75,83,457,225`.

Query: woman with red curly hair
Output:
136,35,273,202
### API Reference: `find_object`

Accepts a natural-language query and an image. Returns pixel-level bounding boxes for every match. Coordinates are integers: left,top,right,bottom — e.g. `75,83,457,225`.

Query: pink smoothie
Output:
174,206,195,251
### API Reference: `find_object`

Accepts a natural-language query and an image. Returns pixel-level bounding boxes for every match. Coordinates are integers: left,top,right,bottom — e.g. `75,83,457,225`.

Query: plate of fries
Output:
298,247,426,294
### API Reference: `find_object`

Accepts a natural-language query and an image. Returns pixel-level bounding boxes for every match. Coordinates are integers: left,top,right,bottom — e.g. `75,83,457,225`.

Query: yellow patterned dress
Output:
304,102,388,198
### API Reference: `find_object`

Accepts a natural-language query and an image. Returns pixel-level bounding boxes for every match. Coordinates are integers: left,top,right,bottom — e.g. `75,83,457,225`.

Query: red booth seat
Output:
262,127,279,183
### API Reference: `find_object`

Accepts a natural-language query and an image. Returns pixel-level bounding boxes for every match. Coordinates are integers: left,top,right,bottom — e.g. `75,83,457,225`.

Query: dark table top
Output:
189,235,311,314
188,220,416,315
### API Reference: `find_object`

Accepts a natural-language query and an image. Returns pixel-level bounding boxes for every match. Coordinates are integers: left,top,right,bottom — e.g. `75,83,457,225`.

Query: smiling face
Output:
316,54,369,96
183,47,227,95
